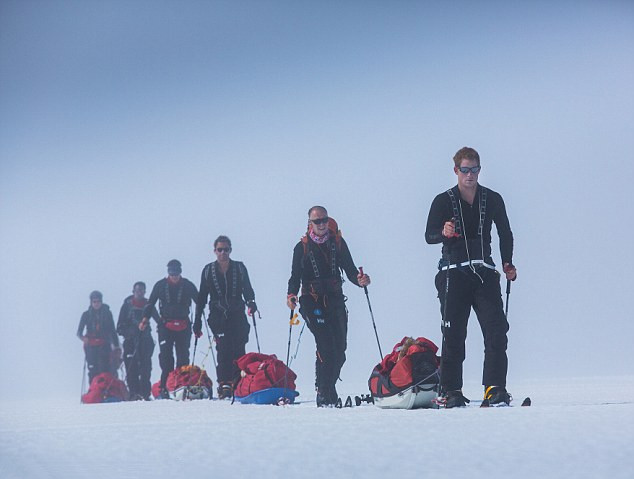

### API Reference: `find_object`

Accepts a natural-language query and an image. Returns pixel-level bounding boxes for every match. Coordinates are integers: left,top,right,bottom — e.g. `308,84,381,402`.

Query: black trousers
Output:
435,266,509,391
123,334,155,399
300,294,348,398
157,326,191,389
209,310,250,385
85,344,111,382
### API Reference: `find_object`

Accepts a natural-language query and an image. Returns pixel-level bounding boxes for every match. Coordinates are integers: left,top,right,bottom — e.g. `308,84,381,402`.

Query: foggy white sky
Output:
1,0,633,399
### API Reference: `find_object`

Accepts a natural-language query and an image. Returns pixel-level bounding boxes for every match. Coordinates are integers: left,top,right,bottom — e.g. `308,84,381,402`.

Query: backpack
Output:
234,353,297,397
82,372,129,404
369,336,440,398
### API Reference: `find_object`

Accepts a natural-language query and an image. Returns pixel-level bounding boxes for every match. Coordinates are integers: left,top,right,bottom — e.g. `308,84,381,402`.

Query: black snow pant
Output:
208,310,250,386
157,325,191,390
435,266,509,392
84,343,111,383
300,293,348,401
123,333,155,399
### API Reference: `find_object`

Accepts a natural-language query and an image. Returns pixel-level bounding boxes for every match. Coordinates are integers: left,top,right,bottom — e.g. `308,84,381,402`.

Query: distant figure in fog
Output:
140,260,198,399
77,290,120,382
117,281,159,401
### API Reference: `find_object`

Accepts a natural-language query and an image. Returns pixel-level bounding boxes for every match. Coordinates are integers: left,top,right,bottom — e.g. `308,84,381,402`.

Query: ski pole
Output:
438,265,451,398
505,279,511,319
80,358,87,404
202,312,218,370
286,304,299,366
250,311,261,353
359,267,383,360
289,321,306,367
191,336,198,366
281,300,299,404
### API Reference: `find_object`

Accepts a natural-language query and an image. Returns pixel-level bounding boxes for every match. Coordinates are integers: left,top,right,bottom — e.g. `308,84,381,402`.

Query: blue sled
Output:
234,388,299,405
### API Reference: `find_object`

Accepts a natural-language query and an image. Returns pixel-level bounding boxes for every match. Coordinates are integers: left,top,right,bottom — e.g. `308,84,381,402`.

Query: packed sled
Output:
82,372,129,404
369,336,440,409
151,365,214,400
234,353,299,405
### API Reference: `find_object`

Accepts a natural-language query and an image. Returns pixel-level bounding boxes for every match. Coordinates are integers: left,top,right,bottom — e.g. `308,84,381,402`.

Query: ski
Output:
333,394,374,408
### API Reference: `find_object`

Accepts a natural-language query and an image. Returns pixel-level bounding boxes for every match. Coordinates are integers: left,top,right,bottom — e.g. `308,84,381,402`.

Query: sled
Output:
373,382,440,410
171,385,212,401
234,387,299,405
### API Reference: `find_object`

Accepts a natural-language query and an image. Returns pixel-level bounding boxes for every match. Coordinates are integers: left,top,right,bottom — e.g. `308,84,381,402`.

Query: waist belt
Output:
440,260,496,271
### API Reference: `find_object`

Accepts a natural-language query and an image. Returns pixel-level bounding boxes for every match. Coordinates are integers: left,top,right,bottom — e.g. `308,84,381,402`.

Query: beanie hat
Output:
90,290,103,301
167,259,182,275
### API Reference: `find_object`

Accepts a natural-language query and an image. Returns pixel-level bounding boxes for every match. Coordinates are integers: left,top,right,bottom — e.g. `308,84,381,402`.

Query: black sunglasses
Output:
216,247,231,253
458,166,481,174
311,217,329,225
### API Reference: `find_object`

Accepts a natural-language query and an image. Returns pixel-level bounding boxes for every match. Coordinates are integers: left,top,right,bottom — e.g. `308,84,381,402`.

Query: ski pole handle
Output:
359,266,368,292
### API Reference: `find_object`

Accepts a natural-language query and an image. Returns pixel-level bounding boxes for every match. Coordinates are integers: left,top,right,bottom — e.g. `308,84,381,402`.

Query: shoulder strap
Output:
446,188,463,236
478,186,487,236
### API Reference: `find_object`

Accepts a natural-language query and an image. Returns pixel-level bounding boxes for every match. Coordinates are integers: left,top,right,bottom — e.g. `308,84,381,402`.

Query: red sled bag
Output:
152,365,213,399
369,337,440,398
234,353,297,397
82,372,129,404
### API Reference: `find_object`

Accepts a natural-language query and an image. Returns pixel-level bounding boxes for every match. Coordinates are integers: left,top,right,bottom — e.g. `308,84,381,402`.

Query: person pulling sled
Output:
194,236,258,399
425,147,517,408
140,260,198,399
286,206,370,407
77,291,120,383
117,281,158,400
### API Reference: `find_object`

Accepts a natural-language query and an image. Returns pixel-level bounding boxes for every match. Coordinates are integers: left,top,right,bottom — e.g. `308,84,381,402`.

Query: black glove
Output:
247,301,257,316
193,318,202,338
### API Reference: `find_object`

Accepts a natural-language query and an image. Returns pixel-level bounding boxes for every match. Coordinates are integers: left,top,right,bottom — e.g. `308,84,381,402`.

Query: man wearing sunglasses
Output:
194,235,257,399
287,206,371,407
425,147,517,408
77,290,120,383
140,259,198,399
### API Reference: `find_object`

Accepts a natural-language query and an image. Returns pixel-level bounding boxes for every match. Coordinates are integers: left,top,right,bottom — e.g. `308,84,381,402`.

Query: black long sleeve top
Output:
287,236,360,296
77,304,119,347
195,260,255,321
143,277,198,321
425,184,514,266
117,295,159,339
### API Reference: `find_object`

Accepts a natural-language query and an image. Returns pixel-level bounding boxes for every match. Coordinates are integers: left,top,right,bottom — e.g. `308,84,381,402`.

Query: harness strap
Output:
439,259,496,271
164,280,184,304
446,188,462,236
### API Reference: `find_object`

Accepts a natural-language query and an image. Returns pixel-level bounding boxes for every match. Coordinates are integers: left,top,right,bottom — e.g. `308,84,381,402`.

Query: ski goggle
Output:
311,217,329,225
458,166,481,174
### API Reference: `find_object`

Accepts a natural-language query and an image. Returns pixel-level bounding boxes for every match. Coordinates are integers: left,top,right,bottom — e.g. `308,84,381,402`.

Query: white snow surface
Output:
1,376,633,479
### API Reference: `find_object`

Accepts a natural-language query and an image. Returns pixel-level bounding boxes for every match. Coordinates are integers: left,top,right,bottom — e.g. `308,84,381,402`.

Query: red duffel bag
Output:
234,353,296,397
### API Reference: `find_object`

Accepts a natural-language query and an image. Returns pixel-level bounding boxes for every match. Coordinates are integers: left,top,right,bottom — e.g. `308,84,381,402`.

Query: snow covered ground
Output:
1,375,633,479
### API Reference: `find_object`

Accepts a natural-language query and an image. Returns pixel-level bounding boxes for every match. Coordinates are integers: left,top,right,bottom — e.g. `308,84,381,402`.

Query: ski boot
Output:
483,386,512,406
444,390,470,408
217,382,233,400
159,388,170,400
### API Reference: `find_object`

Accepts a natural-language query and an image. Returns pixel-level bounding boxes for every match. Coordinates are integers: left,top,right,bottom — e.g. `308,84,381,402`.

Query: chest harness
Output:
206,261,243,315
307,240,338,279
164,280,185,305
444,187,494,282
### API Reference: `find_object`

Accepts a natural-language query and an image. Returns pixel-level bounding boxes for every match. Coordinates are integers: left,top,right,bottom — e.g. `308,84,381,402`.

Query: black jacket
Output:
195,260,255,322
117,296,159,339
425,184,513,266
287,236,360,296
77,304,119,347
144,277,198,321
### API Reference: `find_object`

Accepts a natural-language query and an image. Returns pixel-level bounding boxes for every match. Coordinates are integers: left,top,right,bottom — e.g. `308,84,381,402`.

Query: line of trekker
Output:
77,147,518,408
